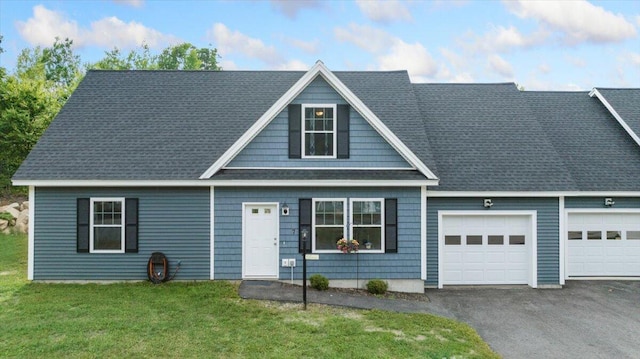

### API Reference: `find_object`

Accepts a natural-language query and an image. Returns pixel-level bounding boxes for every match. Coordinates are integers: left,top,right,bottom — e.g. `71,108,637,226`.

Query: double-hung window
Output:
303,104,337,158
313,198,346,251
350,199,384,252
90,198,125,253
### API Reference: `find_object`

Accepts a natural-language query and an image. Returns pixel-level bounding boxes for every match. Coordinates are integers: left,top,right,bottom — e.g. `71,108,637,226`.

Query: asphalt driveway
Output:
425,281,640,359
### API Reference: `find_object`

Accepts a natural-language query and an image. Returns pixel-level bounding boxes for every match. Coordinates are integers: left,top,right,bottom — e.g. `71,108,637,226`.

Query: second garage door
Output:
441,213,534,286
567,212,640,277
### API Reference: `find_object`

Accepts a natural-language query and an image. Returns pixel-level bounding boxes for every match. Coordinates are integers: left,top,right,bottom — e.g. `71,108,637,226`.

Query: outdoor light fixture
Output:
315,109,324,117
483,199,493,208
281,203,289,216
604,198,615,207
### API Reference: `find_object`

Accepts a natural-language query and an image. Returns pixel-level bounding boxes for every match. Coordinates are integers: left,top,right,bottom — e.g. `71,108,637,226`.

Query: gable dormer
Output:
200,61,437,180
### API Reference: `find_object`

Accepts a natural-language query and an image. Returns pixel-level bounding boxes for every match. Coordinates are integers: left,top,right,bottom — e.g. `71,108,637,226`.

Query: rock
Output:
2,228,10,235
16,211,28,225
15,221,28,234
8,202,19,210
0,219,7,231
2,207,20,220
21,201,30,211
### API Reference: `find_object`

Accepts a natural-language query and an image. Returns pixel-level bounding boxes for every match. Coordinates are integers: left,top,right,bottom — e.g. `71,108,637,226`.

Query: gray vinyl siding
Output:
227,76,411,168
565,197,640,209
214,187,421,280
426,197,560,286
33,187,210,280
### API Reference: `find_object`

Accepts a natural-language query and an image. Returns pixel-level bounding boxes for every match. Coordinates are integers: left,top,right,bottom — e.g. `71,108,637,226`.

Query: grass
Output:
0,233,499,358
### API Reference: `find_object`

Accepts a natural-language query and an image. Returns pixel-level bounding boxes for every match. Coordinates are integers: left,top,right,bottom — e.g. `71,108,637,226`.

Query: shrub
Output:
309,274,329,291
366,279,388,295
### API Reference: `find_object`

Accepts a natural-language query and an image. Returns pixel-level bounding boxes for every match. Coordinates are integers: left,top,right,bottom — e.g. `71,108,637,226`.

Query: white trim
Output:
566,277,640,281
312,198,347,253
210,186,215,280
13,179,438,187
241,202,280,279
223,166,416,170
420,185,427,281
301,104,337,159
27,186,35,281
199,60,438,180
565,208,640,214
590,88,640,148
89,197,126,254
437,210,538,288
349,198,385,253
427,191,640,197
559,196,565,285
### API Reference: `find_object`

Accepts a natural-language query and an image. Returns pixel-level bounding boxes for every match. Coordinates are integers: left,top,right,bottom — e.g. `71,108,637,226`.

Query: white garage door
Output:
567,212,640,277
442,214,533,285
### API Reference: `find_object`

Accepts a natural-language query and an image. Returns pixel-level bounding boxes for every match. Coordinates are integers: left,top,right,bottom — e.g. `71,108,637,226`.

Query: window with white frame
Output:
90,198,125,253
313,199,346,251
350,199,384,252
303,104,336,158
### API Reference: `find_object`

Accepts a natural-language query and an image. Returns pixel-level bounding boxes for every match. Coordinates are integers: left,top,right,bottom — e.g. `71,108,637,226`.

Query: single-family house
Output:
12,61,640,292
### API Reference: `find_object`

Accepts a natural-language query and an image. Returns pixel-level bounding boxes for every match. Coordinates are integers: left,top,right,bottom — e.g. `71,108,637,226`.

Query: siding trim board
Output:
27,186,35,280
210,186,215,280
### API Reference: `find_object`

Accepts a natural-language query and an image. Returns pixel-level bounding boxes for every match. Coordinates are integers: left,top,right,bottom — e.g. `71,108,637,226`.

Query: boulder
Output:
15,221,28,234
0,219,7,231
21,201,30,211
3,207,20,220
8,202,19,210
2,207,21,220
16,211,28,225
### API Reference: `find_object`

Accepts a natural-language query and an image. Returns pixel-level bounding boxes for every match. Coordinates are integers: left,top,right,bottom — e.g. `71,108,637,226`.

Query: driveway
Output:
425,281,640,359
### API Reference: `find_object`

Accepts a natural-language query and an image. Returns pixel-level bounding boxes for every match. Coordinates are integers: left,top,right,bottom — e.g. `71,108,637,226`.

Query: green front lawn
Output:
0,233,499,358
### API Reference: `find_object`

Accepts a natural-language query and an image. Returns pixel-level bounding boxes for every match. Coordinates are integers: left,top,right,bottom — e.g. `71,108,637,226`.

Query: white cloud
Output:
286,37,319,54
487,54,514,78
16,5,177,49
86,17,178,48
378,41,438,77
355,0,412,23
505,0,637,44
637,15,640,27
269,0,321,19
275,59,309,71
565,55,586,68
112,0,144,8
334,23,437,79
538,63,551,74
465,25,548,54
208,23,283,66
334,23,394,53
630,52,640,66
16,5,81,46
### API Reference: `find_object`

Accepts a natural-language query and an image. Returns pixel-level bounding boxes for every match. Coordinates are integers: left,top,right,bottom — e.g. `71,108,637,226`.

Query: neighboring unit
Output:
13,61,640,292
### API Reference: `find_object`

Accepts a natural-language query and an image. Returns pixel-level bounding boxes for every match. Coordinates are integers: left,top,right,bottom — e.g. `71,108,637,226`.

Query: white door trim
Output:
242,202,280,279
438,210,538,288
565,208,640,279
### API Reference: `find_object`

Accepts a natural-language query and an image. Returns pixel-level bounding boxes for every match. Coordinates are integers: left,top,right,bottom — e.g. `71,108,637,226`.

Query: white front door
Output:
441,213,534,286
243,204,279,279
567,212,640,277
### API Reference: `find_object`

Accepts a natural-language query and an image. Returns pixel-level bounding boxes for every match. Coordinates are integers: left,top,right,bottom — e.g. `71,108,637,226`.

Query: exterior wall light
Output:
281,203,289,216
604,198,615,207
483,199,493,208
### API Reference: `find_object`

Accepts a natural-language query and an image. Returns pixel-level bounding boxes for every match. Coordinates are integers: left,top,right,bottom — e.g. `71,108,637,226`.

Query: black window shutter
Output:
337,104,350,159
385,198,398,253
77,198,90,253
289,104,302,158
299,198,312,253
125,198,139,253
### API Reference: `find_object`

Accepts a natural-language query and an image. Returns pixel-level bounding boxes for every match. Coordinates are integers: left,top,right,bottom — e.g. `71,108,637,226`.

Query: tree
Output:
0,38,82,192
91,42,221,71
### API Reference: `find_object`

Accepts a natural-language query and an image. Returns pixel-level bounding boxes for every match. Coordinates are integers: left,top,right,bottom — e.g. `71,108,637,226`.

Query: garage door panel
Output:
442,214,532,285
568,212,640,277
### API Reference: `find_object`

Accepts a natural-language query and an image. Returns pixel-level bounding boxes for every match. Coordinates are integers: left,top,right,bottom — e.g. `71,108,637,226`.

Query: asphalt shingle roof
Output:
414,83,577,191
525,91,640,191
595,88,640,139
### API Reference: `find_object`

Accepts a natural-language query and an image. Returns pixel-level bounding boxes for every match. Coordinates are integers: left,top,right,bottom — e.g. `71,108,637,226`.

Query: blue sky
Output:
1,0,638,90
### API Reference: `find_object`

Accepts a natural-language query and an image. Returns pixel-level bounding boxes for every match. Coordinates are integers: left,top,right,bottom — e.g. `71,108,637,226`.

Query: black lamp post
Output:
301,228,308,310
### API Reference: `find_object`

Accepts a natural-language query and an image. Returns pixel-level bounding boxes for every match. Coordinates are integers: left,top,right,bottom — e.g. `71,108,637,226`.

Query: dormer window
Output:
303,104,337,158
